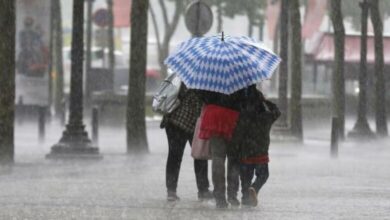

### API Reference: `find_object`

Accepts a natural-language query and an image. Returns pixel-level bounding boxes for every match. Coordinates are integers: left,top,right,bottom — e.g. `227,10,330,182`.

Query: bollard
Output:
38,106,46,143
92,106,99,144
17,96,24,125
331,117,339,158
60,99,66,126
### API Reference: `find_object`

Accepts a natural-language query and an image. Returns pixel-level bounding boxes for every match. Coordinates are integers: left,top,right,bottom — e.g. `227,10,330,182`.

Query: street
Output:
0,119,389,219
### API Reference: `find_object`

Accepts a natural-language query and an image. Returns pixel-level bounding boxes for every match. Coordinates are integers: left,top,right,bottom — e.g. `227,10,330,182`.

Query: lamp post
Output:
348,0,374,139
47,0,101,159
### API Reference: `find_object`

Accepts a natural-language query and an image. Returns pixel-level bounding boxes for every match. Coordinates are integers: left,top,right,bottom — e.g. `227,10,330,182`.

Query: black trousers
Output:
165,123,210,193
240,163,269,199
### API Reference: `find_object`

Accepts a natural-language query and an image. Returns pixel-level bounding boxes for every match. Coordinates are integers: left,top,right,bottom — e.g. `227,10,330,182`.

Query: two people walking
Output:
197,85,280,208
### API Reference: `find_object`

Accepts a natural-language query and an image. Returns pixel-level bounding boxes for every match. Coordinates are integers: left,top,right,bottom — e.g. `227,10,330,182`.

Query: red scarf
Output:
240,154,269,164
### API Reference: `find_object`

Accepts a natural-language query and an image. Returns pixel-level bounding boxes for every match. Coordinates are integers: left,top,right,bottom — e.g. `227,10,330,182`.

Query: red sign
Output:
114,0,131,28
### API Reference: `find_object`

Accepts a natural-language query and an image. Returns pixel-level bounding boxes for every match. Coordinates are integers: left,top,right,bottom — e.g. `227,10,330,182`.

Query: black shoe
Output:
227,197,240,207
216,199,228,209
198,190,214,201
167,191,180,202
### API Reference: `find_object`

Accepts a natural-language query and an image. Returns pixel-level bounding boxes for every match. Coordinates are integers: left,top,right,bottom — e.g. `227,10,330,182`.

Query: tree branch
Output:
158,0,169,27
163,0,183,46
149,5,162,53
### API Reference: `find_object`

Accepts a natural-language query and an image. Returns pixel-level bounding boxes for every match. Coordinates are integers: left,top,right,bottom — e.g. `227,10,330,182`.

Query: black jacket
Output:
229,89,280,159
195,86,254,111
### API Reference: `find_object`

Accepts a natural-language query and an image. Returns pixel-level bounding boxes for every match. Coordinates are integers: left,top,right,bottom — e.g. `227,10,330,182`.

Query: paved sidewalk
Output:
1,120,389,219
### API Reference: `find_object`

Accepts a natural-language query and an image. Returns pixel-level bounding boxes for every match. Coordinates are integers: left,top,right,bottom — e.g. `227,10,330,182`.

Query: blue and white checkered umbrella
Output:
164,34,281,94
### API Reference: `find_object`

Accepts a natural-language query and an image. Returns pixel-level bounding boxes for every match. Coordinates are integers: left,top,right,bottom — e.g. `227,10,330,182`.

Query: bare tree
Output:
107,0,115,78
127,0,149,153
276,0,289,128
330,0,346,139
289,0,303,140
370,0,388,136
53,0,64,118
149,0,184,78
0,0,15,163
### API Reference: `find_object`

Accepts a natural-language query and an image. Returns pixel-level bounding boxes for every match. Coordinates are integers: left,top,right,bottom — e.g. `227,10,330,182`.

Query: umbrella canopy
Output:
164,34,281,94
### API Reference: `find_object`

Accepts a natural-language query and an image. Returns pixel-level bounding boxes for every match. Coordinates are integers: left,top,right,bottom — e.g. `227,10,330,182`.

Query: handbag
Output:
191,117,211,160
152,72,182,115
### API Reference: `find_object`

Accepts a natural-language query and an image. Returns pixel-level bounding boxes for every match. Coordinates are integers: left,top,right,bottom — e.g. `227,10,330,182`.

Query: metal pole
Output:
92,106,99,144
348,0,374,138
38,106,46,143
331,117,339,157
47,0,100,159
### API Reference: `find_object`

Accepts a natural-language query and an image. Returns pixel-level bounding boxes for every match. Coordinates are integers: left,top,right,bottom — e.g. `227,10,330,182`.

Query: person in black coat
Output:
229,86,280,207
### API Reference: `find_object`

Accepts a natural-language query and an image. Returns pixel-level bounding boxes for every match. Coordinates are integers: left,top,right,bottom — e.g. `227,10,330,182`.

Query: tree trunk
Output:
49,3,54,108
259,19,264,41
158,43,170,79
0,0,15,163
157,0,183,78
107,0,115,78
247,20,253,37
270,19,280,93
277,0,289,128
85,0,94,106
127,0,149,153
246,7,254,37
289,0,303,140
370,0,388,136
330,0,346,139
54,0,64,117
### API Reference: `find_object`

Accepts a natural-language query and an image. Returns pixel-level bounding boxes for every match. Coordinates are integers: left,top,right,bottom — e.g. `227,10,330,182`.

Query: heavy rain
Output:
0,0,389,219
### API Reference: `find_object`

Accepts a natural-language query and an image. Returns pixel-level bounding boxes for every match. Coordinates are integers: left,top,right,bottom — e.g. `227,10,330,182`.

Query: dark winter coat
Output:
228,90,280,159
195,86,251,111
160,84,203,134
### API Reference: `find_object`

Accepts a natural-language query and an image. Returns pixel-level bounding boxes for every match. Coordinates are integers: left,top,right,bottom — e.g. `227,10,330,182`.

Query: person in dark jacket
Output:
161,83,213,202
230,87,280,207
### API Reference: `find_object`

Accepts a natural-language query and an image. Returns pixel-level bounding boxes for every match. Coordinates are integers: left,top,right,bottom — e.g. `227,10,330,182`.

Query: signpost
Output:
185,0,213,37
93,8,110,28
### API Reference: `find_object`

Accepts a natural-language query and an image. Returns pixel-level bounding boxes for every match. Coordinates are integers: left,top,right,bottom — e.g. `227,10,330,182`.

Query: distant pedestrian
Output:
161,83,213,202
230,86,280,207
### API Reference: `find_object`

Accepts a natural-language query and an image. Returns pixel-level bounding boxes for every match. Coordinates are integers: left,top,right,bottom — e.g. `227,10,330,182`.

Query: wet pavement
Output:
1,118,389,219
